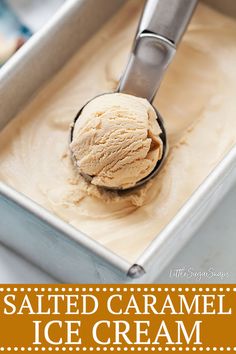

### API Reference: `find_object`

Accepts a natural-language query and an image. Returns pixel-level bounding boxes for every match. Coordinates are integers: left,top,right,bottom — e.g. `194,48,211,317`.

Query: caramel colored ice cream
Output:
1,1,236,262
70,93,163,189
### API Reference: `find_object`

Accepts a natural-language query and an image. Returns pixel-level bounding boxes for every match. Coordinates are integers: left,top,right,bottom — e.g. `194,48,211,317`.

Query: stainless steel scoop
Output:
70,0,198,190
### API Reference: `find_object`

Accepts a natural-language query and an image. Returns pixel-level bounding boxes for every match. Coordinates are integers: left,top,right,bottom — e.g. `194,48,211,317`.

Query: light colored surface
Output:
0,244,56,283
1,2,236,265
157,183,236,283
7,0,65,32
0,182,235,283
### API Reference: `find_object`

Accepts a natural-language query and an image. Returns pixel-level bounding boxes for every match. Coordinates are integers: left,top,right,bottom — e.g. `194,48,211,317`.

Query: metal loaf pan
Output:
0,0,236,283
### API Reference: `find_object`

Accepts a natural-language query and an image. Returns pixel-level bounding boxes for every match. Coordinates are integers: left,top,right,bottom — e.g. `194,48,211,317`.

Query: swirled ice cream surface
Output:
1,1,236,262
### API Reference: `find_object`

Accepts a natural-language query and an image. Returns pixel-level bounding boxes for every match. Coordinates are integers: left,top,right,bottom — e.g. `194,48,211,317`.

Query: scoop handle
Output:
118,0,198,102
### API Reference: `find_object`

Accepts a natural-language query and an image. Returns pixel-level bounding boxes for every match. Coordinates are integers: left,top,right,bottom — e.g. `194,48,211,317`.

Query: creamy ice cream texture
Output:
70,93,163,189
1,1,236,262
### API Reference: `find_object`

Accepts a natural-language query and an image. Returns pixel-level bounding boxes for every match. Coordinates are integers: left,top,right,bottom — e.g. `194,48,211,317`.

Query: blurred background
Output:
0,0,65,66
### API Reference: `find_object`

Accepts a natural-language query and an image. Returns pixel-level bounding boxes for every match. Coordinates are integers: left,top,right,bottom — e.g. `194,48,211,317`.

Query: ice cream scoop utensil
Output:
70,0,197,190
118,0,197,101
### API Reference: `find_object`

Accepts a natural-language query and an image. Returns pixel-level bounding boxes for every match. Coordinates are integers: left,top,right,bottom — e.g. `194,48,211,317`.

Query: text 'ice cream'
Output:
70,93,163,189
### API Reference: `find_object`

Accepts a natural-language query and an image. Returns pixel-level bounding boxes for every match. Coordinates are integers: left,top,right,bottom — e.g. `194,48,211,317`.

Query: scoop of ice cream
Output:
70,93,163,189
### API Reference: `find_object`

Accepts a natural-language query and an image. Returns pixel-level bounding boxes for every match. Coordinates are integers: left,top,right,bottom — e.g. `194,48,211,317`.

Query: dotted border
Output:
0,286,235,351
0,287,235,293
0,347,236,352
